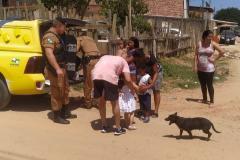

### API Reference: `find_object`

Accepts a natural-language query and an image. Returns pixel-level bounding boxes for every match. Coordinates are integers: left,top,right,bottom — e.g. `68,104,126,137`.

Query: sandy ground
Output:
0,44,240,160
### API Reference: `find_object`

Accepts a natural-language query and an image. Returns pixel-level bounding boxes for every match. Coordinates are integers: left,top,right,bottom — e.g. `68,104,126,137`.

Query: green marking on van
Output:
10,58,20,66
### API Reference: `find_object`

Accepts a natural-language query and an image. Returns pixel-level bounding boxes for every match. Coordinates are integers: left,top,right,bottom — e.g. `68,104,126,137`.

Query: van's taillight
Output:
24,56,44,74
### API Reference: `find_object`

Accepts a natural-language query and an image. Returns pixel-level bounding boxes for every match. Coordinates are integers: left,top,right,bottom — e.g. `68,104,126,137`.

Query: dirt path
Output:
0,44,240,160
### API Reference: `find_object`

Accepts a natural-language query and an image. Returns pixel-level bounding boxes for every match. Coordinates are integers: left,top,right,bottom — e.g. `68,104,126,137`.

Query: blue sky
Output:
190,0,240,11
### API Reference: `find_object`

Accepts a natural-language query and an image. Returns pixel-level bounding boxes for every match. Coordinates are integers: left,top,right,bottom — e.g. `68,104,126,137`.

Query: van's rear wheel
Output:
0,79,11,110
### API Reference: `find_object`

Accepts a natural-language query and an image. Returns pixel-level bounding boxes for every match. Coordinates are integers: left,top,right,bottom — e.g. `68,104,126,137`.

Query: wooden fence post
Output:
111,14,117,40
24,3,29,20
177,16,184,56
0,7,2,19
3,8,6,20
108,9,112,24
119,26,124,38
109,14,117,55
164,21,170,55
124,16,129,39
128,0,132,37
151,19,157,57
16,1,20,17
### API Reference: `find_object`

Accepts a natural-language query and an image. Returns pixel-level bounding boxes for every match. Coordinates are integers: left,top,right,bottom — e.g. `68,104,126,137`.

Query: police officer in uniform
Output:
77,35,102,109
42,18,77,124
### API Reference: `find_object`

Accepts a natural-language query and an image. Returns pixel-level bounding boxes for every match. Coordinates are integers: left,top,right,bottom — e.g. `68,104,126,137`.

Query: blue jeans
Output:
138,94,151,112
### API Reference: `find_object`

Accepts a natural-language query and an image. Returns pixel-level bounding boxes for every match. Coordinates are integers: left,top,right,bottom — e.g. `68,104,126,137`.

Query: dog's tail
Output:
211,123,221,133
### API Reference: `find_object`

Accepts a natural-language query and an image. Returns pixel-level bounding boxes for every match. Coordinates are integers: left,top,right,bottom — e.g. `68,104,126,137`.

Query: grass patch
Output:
161,57,199,90
160,54,229,91
214,58,229,82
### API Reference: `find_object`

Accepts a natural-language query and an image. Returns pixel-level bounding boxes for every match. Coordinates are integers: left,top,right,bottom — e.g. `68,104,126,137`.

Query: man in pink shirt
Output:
92,55,138,135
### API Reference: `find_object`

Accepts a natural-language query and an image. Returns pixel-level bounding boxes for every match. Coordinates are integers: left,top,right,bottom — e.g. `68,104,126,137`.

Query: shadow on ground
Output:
90,117,127,133
163,134,209,141
3,95,86,112
6,95,50,112
185,98,210,104
134,109,156,119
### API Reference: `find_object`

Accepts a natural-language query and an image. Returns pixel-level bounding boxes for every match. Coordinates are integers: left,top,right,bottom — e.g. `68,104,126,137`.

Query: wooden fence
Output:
145,16,208,57
0,4,210,57
0,3,104,20
110,16,208,57
0,4,111,54
0,4,45,20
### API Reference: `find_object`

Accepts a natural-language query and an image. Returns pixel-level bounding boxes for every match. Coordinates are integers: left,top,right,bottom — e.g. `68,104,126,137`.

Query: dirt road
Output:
0,44,240,160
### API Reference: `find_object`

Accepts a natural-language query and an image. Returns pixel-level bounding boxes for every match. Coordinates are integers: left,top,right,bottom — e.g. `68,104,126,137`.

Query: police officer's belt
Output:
86,55,101,60
82,55,101,65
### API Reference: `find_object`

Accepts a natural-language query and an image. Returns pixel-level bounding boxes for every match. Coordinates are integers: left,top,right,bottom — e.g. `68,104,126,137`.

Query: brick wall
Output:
87,0,101,14
144,0,184,18
85,0,103,20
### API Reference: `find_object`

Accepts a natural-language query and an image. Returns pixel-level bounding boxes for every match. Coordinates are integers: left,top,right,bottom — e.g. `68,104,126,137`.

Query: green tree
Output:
96,0,151,33
40,0,91,19
214,8,240,24
132,16,151,33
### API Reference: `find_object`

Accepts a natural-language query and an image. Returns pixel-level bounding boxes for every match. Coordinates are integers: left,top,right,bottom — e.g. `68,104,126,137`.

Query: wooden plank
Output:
128,0,132,37
24,3,29,20
124,16,129,39
3,8,6,20
164,20,170,53
111,14,117,39
119,26,124,38
177,16,184,56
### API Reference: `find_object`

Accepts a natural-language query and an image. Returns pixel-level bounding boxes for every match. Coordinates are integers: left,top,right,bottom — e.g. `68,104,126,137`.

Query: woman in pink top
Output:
92,55,138,135
193,30,224,107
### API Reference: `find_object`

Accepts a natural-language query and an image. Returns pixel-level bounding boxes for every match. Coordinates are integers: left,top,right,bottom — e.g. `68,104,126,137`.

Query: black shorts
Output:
93,80,119,101
138,94,151,112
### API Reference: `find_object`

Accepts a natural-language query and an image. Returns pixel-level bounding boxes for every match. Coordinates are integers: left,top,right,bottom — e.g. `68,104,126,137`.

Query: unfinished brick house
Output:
85,0,103,20
144,0,189,18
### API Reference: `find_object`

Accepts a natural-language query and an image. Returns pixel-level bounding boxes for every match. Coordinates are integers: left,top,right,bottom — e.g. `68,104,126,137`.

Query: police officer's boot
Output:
61,105,77,119
91,99,99,108
85,101,92,109
53,111,70,124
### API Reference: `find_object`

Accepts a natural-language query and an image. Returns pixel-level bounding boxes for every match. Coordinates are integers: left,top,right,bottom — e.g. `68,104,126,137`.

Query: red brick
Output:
144,0,184,18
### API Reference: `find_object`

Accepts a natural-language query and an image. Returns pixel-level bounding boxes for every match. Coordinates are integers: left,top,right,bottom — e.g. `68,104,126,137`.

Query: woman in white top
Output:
193,30,224,107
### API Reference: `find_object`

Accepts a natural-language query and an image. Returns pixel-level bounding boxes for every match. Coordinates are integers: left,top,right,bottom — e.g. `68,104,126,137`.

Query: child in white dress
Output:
119,62,137,130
